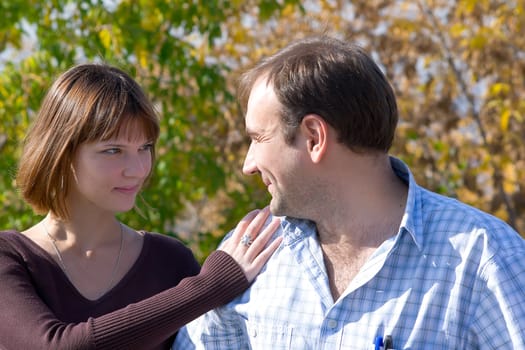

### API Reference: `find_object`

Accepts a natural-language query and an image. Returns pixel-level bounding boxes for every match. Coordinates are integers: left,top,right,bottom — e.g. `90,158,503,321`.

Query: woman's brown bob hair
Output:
16,63,160,220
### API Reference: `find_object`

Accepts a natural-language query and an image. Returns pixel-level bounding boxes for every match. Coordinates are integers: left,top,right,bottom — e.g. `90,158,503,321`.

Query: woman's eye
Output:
140,143,154,152
103,148,121,154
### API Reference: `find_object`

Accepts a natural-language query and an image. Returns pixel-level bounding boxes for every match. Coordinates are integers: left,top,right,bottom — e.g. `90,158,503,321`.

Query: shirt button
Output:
327,319,338,329
250,328,257,337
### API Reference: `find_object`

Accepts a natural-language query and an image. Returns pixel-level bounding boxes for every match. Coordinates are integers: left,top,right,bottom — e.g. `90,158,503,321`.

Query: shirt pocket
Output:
246,322,311,350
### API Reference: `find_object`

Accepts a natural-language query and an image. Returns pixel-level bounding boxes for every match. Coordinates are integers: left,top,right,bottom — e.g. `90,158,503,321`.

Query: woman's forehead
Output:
109,117,155,142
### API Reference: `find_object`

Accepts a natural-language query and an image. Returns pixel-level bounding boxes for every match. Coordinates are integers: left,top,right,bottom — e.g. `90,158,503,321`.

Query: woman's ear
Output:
300,114,328,163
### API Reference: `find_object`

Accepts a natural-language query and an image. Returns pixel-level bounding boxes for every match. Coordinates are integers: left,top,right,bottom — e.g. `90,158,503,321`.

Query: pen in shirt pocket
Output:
384,335,394,349
373,335,395,350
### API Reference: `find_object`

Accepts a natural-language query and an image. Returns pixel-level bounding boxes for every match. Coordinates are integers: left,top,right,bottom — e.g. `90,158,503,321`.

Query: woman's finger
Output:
231,207,271,248
248,235,283,279
243,216,281,260
219,207,282,283
228,209,260,245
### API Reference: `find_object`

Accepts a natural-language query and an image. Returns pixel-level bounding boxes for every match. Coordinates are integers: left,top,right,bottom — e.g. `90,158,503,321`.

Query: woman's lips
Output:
114,184,140,195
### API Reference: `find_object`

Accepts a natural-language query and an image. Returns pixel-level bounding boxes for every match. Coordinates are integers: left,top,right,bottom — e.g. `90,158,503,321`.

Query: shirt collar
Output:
280,217,317,246
389,156,425,251
280,156,425,251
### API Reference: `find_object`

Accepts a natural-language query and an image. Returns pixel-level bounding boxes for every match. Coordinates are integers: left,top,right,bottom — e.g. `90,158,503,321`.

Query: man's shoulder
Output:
417,186,514,231
415,186,524,260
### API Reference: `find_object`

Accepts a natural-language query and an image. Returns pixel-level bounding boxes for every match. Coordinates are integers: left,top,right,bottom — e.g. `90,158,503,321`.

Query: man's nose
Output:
242,144,257,175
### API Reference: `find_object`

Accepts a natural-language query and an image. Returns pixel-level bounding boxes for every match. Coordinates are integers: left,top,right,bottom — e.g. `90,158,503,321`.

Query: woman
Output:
0,63,281,349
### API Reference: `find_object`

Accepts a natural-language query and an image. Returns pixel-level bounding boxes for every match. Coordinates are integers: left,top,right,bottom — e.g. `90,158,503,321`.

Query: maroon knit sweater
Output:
0,230,249,349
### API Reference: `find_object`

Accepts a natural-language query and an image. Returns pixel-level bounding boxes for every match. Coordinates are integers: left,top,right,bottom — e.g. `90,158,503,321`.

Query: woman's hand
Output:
219,207,282,283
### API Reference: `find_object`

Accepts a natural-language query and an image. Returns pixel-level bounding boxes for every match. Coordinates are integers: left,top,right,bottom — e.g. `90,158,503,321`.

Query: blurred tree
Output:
1,0,523,262
215,0,525,237
0,0,302,259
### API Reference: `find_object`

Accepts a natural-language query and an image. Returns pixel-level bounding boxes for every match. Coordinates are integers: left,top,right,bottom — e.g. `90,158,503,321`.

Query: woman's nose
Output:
123,154,149,178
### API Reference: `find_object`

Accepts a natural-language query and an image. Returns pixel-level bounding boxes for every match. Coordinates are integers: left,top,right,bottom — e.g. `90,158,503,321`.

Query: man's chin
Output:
268,200,280,216
269,200,288,217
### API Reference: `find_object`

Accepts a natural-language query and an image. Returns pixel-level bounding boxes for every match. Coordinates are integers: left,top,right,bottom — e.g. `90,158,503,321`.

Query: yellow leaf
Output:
490,82,510,96
99,28,112,50
282,4,295,16
503,179,516,195
456,187,479,205
513,110,523,122
450,23,466,37
494,207,509,222
469,34,487,49
138,49,148,68
141,8,162,31
503,162,518,182
0,84,8,98
464,0,479,13
500,109,511,131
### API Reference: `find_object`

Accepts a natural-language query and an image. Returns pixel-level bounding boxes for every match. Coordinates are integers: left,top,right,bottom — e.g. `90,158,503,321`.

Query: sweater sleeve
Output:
0,234,249,350
92,250,249,349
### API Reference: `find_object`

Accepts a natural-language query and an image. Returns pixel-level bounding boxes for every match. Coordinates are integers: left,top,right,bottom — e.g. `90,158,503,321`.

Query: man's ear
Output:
300,114,328,163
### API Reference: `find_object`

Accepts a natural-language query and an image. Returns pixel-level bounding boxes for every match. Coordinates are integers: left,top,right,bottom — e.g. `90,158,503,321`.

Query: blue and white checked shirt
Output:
173,157,525,349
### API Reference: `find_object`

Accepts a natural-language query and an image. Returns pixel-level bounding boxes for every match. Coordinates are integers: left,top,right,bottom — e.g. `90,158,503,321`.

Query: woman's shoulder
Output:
0,229,22,237
0,230,29,249
142,231,185,246
0,230,44,262
141,231,196,260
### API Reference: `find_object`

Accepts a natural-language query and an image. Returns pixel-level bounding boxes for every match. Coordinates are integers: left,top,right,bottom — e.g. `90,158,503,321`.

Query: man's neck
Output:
312,155,408,300
315,161,408,248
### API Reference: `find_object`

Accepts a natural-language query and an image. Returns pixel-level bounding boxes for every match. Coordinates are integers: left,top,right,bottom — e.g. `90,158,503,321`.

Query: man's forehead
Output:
244,76,282,132
244,111,263,133
247,77,274,107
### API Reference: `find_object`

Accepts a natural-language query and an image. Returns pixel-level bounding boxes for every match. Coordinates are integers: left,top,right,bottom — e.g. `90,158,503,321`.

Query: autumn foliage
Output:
1,0,523,259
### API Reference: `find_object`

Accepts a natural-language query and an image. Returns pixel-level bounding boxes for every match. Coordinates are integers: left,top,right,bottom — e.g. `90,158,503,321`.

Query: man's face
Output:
242,78,309,217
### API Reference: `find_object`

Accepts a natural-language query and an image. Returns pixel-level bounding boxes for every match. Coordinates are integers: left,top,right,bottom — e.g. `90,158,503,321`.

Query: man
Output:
173,36,525,349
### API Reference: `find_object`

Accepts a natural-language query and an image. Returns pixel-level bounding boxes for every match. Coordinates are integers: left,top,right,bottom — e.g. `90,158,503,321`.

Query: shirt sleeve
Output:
172,303,250,350
469,246,525,349
0,235,249,350
172,230,251,350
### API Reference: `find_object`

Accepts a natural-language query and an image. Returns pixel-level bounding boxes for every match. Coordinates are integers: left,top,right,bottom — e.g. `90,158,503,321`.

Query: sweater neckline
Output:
13,230,151,303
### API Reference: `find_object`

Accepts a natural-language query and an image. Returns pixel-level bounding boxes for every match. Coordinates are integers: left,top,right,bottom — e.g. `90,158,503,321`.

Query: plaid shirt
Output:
174,157,525,349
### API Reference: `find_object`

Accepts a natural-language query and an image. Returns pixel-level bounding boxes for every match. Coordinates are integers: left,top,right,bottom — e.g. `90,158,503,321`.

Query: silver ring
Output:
240,234,252,247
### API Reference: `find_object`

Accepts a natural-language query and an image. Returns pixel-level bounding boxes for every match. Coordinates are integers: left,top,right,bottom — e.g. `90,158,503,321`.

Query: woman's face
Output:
67,129,154,215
